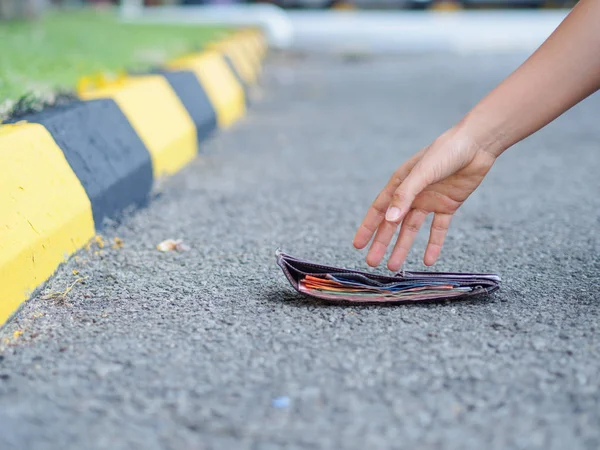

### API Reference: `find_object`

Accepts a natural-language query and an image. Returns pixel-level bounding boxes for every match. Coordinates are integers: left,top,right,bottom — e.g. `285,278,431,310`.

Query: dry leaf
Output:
112,237,124,249
94,235,105,249
41,277,87,305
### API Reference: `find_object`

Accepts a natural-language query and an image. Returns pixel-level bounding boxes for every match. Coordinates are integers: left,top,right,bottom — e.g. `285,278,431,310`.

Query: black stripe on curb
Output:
13,99,154,229
158,70,218,143
223,55,250,106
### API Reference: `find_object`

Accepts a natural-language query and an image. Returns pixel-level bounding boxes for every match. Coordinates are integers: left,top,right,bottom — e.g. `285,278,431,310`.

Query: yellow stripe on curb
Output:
247,35,265,77
79,76,197,178
233,31,263,77
332,2,356,10
243,29,266,63
0,123,95,326
244,29,265,59
207,39,258,86
232,28,265,75
257,31,268,58
431,1,462,11
166,50,246,129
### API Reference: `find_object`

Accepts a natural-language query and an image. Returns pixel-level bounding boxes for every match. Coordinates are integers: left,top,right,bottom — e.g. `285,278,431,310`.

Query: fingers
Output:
365,217,398,267
353,150,426,250
383,169,430,226
424,213,452,266
387,208,429,272
353,187,395,250
354,131,478,269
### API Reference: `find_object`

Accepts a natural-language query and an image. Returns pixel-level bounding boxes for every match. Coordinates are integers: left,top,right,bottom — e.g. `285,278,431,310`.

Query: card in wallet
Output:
276,249,501,304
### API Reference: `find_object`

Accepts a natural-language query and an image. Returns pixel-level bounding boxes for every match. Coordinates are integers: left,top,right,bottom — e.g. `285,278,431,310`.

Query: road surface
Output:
1,50,599,450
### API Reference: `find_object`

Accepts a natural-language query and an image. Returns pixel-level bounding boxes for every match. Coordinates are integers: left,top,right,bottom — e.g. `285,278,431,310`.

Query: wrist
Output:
453,112,510,159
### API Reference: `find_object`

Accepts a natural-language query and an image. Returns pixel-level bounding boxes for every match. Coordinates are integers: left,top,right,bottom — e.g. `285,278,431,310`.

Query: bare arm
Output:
461,0,600,157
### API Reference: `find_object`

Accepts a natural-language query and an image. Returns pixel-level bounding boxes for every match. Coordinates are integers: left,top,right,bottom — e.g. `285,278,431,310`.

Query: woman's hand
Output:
353,127,497,272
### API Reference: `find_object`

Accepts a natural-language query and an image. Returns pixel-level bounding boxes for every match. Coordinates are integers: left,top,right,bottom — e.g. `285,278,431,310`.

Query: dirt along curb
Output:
0,28,268,327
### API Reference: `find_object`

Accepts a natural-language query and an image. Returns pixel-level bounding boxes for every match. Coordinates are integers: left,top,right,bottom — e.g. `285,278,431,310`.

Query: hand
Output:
353,127,497,272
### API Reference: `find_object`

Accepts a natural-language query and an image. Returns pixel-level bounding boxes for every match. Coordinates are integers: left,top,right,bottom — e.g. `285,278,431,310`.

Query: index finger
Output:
353,148,426,249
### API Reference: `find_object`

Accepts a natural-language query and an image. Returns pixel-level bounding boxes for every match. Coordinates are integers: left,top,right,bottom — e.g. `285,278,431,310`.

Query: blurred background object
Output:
0,0,579,16
116,0,578,52
0,0,50,19
247,0,578,8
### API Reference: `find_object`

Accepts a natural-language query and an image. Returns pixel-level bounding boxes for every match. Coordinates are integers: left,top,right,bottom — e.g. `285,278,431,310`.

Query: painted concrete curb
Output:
0,28,268,327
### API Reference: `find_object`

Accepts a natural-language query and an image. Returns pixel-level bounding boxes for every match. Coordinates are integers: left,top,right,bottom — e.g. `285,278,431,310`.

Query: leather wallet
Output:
276,249,501,304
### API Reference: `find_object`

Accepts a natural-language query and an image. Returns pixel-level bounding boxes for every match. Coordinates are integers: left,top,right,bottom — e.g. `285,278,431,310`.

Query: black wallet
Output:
276,249,501,304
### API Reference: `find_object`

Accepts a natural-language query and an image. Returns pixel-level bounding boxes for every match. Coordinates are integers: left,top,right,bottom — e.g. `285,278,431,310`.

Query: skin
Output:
353,0,600,272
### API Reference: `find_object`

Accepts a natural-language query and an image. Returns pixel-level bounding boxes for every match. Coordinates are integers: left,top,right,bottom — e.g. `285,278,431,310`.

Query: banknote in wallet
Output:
276,249,501,304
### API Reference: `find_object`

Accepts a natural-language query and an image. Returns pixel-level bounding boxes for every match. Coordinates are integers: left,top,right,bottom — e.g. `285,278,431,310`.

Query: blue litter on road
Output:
272,396,290,408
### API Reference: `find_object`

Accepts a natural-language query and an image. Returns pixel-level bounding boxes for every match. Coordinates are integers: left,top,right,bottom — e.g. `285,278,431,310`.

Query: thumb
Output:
384,170,430,223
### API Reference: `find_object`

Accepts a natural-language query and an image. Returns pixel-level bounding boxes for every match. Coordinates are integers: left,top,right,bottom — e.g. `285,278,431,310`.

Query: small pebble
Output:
272,396,290,409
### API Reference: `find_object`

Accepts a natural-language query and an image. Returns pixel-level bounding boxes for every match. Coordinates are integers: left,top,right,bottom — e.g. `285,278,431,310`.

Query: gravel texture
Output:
1,51,599,450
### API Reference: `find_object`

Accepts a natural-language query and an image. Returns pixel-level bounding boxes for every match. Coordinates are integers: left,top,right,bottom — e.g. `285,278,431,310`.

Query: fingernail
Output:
385,207,401,222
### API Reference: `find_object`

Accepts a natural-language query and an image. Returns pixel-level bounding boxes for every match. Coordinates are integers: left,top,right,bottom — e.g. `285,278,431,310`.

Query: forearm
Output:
457,0,600,157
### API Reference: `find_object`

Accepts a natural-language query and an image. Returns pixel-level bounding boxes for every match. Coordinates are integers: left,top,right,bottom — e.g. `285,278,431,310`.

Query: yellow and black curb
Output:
0,28,267,327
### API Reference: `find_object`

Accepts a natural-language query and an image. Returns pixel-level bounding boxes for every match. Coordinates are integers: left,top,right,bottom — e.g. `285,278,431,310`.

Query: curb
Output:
0,28,267,327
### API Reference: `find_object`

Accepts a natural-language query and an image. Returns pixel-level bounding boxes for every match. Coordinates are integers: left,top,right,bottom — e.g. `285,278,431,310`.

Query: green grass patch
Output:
0,8,230,114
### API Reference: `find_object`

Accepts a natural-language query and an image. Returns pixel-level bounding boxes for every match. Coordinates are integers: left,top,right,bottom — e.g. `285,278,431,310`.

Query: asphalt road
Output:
1,50,599,450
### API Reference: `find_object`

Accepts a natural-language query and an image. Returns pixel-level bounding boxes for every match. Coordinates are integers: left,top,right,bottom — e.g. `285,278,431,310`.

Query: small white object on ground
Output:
271,396,291,408
156,239,189,252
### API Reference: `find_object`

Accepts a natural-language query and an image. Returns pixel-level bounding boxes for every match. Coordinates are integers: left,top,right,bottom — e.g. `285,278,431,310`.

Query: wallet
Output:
276,249,501,304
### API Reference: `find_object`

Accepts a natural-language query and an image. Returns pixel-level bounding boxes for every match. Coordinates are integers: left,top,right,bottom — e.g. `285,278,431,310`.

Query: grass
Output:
0,7,230,117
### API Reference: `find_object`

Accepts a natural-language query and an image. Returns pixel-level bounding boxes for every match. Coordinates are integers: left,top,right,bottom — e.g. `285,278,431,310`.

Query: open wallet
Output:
276,249,501,304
